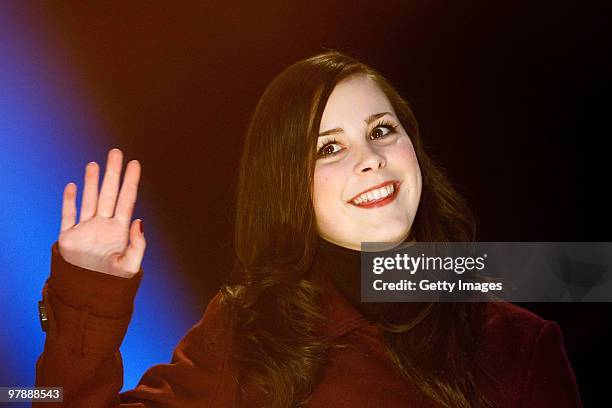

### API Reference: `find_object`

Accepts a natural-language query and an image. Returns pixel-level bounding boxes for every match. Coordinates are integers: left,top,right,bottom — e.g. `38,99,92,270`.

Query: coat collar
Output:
311,267,377,339
308,237,422,340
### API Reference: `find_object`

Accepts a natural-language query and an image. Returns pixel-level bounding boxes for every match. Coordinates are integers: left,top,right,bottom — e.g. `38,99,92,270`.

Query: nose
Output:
353,143,386,174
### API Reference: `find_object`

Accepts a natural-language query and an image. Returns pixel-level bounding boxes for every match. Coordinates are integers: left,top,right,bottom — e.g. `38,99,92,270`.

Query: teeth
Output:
352,184,395,205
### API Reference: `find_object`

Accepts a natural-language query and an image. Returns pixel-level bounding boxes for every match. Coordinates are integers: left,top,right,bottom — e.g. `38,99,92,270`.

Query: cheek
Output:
313,166,339,213
392,136,419,169
312,161,354,224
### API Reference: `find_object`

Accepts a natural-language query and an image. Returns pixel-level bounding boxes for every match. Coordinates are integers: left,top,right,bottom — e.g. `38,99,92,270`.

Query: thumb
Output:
121,219,146,275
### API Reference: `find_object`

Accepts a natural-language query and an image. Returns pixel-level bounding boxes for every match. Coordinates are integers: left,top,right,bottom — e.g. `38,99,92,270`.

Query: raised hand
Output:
58,148,146,278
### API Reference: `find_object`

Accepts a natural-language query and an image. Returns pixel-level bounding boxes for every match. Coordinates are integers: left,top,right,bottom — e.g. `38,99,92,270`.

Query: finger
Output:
79,161,99,222
120,219,146,274
97,148,123,218
60,182,77,233
114,160,141,225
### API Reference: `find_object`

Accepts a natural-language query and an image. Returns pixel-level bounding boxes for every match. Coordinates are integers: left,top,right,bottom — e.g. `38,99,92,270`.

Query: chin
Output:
357,228,410,245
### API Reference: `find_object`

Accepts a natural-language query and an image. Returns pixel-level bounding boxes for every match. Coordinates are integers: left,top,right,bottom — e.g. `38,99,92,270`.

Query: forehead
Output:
319,74,393,131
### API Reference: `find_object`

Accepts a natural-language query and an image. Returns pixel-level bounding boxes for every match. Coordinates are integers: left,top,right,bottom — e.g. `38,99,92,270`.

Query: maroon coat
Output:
35,242,583,407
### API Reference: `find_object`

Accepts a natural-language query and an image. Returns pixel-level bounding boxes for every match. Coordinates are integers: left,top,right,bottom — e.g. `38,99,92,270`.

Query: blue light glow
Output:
0,4,200,391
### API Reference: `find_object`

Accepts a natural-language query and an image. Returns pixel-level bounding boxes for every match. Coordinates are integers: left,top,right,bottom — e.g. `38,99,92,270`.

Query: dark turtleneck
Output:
313,236,390,323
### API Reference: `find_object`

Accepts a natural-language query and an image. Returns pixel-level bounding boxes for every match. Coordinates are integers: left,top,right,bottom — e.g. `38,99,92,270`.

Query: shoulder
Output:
184,284,251,347
173,289,240,365
476,303,582,406
119,290,246,405
477,302,552,363
187,288,238,341
481,302,548,342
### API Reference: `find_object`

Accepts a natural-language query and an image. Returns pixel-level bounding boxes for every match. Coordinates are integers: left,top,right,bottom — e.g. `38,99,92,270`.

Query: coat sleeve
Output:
34,242,238,408
521,321,583,407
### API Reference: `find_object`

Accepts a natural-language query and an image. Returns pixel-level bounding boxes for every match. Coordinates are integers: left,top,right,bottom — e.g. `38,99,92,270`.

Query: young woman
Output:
35,51,582,407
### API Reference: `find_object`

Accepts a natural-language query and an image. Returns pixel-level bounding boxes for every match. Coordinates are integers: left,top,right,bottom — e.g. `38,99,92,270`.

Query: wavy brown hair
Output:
220,50,497,407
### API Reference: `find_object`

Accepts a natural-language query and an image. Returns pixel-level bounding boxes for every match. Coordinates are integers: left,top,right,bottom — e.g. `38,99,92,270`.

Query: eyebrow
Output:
318,111,392,137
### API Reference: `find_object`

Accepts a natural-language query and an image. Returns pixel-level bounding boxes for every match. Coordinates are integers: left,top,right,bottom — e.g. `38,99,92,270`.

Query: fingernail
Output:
139,220,144,234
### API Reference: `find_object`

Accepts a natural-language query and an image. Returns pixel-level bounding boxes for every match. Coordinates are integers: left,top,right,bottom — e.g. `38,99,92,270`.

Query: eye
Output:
369,120,398,140
316,138,342,158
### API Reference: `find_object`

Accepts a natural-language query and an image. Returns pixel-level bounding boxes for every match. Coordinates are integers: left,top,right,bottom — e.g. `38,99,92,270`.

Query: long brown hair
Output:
220,50,496,407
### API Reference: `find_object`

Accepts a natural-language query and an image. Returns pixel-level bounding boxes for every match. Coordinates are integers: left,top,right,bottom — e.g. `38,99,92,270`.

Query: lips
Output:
347,180,401,208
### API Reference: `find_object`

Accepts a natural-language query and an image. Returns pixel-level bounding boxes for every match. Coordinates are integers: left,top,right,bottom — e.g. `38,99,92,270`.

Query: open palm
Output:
58,148,146,278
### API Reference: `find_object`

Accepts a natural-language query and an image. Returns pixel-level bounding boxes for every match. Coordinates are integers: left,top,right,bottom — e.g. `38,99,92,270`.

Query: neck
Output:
313,236,389,322
318,232,417,252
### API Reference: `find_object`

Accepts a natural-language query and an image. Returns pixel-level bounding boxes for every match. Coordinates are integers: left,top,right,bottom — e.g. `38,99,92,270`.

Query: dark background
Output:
30,1,611,404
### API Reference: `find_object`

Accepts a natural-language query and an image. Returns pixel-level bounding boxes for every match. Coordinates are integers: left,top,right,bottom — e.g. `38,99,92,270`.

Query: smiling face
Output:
312,74,422,250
